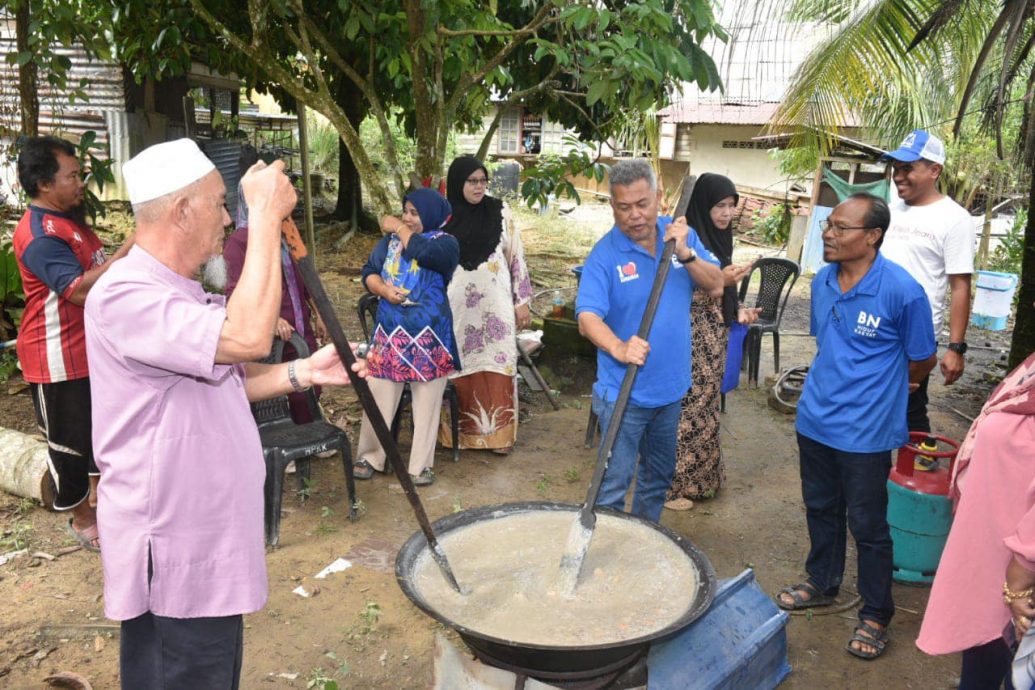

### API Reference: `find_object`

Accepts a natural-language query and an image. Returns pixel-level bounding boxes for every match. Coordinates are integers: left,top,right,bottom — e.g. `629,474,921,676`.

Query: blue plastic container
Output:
648,569,791,690
971,270,1018,331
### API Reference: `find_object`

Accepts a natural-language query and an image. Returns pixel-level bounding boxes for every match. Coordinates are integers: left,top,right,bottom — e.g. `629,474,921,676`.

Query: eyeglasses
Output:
465,176,490,187
820,220,873,236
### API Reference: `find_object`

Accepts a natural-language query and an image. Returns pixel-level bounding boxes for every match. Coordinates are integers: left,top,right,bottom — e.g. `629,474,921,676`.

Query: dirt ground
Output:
0,203,1016,689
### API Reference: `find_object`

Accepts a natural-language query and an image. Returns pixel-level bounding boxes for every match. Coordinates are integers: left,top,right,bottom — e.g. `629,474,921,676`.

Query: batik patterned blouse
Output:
361,230,461,382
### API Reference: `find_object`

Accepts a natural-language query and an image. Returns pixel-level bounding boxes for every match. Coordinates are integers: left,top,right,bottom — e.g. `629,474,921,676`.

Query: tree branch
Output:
434,34,448,171
294,10,405,193
445,2,557,118
189,0,394,215
438,26,543,38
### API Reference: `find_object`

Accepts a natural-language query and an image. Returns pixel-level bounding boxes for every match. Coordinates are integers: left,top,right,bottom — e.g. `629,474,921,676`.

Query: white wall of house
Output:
680,123,795,194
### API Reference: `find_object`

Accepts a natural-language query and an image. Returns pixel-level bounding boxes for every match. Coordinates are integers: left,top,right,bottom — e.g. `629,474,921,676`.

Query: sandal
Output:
411,468,435,486
846,620,889,660
65,518,100,553
353,459,377,480
775,582,836,611
664,498,695,511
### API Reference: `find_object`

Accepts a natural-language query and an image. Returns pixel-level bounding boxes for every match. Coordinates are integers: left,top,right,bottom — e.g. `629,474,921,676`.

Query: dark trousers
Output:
121,611,244,689
29,379,97,509
960,638,1015,690
906,374,931,434
797,433,895,626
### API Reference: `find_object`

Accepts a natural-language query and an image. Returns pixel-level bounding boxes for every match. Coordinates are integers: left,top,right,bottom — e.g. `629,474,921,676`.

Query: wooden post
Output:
977,176,1000,269
296,102,317,263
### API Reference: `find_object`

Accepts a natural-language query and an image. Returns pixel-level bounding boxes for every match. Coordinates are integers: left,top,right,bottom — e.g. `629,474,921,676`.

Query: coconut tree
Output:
744,0,1035,367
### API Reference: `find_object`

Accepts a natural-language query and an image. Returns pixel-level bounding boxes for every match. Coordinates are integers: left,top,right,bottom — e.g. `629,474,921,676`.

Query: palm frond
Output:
907,0,974,50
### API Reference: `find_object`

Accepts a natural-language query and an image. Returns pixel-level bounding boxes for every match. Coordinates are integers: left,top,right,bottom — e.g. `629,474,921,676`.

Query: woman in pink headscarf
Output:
917,347,1035,689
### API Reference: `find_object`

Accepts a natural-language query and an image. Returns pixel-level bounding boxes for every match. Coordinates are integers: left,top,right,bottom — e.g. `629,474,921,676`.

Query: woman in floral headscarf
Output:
353,188,459,487
439,155,533,455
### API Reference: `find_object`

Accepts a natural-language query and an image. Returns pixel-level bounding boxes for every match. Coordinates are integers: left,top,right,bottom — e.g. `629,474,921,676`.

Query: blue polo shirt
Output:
797,253,936,453
576,217,719,408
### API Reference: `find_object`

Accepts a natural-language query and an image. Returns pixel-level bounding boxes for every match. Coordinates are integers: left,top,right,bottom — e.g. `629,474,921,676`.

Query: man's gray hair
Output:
608,158,657,196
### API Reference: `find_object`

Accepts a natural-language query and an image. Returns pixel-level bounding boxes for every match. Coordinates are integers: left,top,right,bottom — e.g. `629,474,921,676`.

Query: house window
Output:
498,108,520,154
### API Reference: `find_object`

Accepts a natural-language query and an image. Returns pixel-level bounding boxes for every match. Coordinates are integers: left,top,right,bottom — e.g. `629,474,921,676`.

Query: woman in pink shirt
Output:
917,348,1035,689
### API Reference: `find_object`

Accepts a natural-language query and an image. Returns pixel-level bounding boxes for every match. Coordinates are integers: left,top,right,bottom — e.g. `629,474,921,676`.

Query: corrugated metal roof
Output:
0,12,126,147
659,101,781,125
198,138,244,217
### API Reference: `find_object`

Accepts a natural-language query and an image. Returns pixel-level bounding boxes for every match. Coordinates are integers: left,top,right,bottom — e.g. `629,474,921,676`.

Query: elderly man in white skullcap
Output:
84,139,366,689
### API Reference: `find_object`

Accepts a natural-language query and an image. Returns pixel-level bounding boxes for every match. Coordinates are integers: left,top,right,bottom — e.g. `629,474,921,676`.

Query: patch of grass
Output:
306,667,339,690
563,468,580,484
534,475,551,496
14,497,36,516
346,601,382,639
316,506,338,534
2,521,32,551
451,497,464,513
298,477,315,501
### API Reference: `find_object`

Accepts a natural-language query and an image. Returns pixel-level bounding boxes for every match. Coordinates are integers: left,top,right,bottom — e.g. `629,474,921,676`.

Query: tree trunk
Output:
334,137,378,232
0,427,56,507
15,1,38,137
332,81,378,231
1009,174,1035,369
476,108,505,162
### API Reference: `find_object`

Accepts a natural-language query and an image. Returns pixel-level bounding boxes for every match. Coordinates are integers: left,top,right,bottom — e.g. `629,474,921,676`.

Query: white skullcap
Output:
123,138,217,205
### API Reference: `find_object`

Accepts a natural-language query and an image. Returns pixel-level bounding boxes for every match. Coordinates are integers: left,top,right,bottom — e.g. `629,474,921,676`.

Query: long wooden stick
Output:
557,176,697,595
281,219,464,594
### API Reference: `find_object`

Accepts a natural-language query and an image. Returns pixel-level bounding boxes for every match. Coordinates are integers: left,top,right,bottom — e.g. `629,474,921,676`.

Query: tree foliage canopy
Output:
102,0,726,214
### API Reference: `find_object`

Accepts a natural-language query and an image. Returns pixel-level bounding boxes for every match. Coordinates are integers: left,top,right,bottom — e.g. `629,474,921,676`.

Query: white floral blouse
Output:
447,204,533,377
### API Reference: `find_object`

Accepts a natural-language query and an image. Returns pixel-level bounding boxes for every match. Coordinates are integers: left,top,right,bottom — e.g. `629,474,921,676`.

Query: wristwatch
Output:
947,341,968,355
677,248,697,264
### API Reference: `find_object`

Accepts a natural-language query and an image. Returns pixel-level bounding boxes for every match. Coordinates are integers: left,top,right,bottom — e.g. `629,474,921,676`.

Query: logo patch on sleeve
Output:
617,261,639,283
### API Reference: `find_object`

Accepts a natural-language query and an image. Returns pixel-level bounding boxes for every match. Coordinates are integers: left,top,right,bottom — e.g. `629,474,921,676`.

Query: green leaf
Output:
586,79,607,106
15,51,33,66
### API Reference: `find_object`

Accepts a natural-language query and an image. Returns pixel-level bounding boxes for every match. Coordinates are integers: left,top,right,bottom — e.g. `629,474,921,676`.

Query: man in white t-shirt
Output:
880,130,975,454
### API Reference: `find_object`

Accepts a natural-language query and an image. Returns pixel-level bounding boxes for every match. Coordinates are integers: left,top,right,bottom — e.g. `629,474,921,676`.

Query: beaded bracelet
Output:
1003,582,1034,605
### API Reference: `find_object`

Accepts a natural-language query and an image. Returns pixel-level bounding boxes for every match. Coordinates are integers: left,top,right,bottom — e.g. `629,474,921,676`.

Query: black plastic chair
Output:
251,333,357,547
356,293,460,463
738,257,800,387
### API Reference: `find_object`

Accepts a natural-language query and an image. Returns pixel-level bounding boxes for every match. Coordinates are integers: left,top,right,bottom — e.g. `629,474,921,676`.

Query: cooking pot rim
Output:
395,500,717,652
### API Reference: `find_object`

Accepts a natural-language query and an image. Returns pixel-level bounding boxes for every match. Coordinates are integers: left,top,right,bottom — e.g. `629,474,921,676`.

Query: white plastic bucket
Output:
971,270,1018,331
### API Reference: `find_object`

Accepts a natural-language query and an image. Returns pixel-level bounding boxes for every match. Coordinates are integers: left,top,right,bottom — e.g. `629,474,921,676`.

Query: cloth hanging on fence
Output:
821,168,890,202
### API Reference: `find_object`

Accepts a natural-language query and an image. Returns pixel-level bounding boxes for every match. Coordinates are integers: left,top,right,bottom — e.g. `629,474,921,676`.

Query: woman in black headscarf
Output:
665,173,759,511
438,155,534,455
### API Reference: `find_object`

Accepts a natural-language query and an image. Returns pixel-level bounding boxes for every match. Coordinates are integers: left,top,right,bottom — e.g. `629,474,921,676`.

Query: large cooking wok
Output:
395,501,717,679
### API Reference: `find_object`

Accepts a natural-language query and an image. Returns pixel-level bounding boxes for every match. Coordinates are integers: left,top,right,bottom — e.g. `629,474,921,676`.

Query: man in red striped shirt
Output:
14,136,132,551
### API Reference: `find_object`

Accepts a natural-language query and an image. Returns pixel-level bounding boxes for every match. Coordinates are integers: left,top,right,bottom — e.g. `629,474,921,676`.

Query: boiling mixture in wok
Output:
411,510,700,646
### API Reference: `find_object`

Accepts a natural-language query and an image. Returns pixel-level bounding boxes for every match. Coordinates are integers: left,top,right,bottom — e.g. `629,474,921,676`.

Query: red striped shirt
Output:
14,206,105,383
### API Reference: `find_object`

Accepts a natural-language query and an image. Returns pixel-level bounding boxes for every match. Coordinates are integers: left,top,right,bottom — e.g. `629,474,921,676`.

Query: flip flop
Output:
66,518,100,553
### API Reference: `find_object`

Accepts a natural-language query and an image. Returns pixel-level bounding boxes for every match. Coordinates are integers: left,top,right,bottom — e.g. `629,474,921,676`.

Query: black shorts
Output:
29,378,97,510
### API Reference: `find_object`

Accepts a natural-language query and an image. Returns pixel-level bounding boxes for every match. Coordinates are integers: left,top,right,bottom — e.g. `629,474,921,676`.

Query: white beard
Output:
202,255,228,291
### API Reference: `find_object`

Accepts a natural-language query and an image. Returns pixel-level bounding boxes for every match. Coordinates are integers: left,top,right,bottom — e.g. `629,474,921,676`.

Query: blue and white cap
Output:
881,129,946,165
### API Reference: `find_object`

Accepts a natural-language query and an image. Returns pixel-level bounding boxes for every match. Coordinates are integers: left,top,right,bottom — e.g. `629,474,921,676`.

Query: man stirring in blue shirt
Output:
576,159,724,522
776,193,937,661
